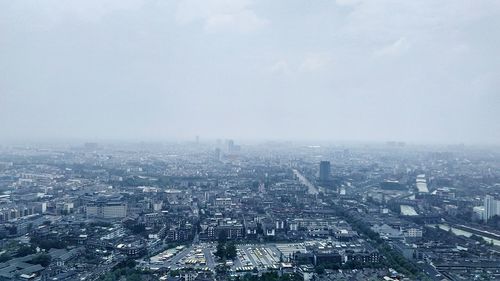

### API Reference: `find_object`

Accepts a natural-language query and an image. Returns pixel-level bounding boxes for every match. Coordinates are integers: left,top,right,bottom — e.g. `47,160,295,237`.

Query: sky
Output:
1,0,499,144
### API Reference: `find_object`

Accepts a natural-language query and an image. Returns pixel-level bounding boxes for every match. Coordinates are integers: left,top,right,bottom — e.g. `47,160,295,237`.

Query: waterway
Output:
429,224,500,246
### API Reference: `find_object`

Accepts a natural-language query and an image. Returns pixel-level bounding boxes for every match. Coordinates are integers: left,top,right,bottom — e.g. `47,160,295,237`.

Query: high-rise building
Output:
484,195,499,221
319,161,331,182
225,139,241,153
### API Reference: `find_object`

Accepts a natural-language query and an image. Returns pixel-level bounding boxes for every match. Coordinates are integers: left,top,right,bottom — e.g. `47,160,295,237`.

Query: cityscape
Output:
0,141,499,280
1,0,500,280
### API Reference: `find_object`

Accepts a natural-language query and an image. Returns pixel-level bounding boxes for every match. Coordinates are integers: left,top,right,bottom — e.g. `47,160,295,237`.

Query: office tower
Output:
319,161,331,182
484,195,499,221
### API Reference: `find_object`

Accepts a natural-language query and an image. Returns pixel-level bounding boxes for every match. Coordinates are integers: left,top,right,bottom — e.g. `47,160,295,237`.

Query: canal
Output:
429,224,500,246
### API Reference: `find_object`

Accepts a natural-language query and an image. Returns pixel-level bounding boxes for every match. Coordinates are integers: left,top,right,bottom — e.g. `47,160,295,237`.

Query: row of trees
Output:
31,237,67,250
0,252,51,267
0,242,37,262
314,260,383,273
99,260,155,281
29,253,51,267
330,203,422,278
99,268,144,281
237,272,302,281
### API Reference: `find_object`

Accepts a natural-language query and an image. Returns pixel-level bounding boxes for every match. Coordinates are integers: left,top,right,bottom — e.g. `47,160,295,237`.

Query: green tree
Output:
226,242,237,260
218,230,227,243
30,254,51,267
315,265,325,274
127,273,141,281
16,245,36,257
215,242,226,260
0,254,11,263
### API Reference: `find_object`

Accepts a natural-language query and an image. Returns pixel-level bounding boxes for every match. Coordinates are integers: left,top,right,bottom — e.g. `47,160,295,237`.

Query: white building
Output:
473,206,485,221
403,227,423,238
484,195,500,221
86,202,127,219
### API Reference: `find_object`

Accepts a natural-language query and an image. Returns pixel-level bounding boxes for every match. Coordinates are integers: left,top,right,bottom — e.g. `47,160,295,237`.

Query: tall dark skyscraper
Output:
319,161,331,182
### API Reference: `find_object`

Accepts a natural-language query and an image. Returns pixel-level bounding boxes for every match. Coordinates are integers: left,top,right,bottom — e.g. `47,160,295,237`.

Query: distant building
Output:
166,225,194,242
473,206,486,221
402,226,423,238
201,218,243,240
214,148,221,161
319,161,331,182
84,142,99,150
294,242,379,267
214,197,232,207
226,139,235,152
116,241,146,258
225,139,240,153
86,200,127,219
380,180,405,190
484,195,500,221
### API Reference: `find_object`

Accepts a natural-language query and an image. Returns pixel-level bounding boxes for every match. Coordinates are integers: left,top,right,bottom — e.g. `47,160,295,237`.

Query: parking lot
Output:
275,243,307,260
234,245,282,272
144,243,308,273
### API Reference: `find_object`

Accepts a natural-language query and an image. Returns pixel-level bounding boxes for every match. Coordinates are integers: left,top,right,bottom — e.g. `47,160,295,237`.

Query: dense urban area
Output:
0,141,499,281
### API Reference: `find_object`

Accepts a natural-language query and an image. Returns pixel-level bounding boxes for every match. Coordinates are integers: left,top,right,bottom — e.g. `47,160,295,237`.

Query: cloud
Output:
268,53,331,75
8,0,144,24
268,60,291,75
175,0,268,32
205,9,267,32
1,0,499,143
335,0,363,7
374,37,411,57
450,43,470,55
299,53,331,72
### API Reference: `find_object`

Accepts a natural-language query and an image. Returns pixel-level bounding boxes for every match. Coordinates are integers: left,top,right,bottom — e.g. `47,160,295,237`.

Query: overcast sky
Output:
1,0,499,144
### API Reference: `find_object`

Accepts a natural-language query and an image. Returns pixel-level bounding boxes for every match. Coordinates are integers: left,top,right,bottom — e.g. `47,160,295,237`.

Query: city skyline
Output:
1,1,500,280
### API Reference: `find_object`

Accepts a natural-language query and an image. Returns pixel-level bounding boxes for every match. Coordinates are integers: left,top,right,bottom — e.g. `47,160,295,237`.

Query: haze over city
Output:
2,2,500,281
1,0,499,144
